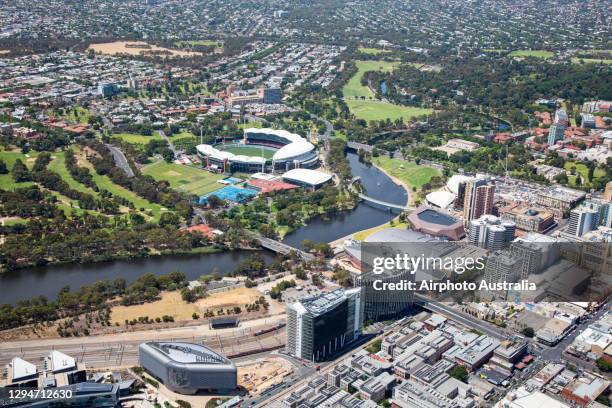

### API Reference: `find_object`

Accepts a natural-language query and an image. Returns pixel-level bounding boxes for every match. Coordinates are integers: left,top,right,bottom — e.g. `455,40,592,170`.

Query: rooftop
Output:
146,342,230,365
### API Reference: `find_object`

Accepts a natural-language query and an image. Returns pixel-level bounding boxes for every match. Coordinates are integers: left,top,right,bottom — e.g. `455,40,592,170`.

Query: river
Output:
0,152,407,304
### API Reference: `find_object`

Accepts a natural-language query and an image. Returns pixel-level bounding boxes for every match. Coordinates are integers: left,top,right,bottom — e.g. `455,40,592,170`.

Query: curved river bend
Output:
1,153,407,304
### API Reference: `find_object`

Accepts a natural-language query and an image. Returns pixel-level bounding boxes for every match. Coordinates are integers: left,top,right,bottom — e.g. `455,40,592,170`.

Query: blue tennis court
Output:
223,177,244,184
198,185,258,204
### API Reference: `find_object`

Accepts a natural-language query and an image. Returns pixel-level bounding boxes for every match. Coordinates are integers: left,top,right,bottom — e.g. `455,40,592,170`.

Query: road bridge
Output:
247,233,315,261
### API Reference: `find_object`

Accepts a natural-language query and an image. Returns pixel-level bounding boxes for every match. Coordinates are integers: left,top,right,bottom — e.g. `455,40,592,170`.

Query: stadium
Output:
196,127,319,173
139,341,237,394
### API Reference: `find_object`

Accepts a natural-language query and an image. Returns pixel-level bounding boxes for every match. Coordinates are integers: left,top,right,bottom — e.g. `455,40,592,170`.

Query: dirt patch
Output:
238,358,293,395
165,170,182,177
111,291,199,324
197,287,263,311
88,41,201,58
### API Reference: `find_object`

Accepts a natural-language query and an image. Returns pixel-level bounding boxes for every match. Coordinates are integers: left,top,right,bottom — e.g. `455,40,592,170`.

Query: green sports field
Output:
509,50,554,59
216,144,275,159
372,156,440,190
358,47,391,55
343,60,433,121
113,132,163,145
0,150,38,190
142,161,224,195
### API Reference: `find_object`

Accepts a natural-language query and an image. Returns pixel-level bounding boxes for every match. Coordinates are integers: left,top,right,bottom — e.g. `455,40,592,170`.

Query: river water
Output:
0,153,407,304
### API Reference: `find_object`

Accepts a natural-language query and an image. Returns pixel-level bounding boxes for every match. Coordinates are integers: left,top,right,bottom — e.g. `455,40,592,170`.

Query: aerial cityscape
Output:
0,0,611,407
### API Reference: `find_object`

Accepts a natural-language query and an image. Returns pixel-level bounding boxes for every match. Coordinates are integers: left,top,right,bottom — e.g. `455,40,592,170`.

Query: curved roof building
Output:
282,168,332,189
407,206,466,240
197,127,318,173
139,342,237,394
425,191,456,209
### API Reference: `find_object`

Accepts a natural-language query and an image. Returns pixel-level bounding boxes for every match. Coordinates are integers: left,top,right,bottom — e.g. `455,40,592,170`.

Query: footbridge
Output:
349,177,412,211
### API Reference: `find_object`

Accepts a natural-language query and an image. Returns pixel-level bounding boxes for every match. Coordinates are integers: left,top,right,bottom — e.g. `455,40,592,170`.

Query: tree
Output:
0,159,8,174
159,212,180,227
449,365,469,383
522,327,535,338
161,147,175,163
596,358,612,372
11,159,31,182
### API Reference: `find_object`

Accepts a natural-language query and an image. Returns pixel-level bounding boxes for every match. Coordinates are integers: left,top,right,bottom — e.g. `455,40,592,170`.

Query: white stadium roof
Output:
246,127,304,144
282,168,332,187
273,141,315,161
196,144,266,164
425,191,456,209
197,127,315,164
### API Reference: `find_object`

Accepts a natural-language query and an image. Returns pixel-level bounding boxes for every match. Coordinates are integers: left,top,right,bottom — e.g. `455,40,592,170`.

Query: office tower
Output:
554,109,569,126
582,198,612,228
510,241,543,278
468,215,515,250
548,123,566,146
263,87,282,104
455,180,467,210
286,288,362,362
484,251,523,284
567,207,598,237
463,178,495,222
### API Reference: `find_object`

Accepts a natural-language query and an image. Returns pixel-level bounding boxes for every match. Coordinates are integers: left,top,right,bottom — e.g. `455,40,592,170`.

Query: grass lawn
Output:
113,132,163,145
509,50,554,59
372,156,441,190
175,40,223,52
65,106,91,124
88,167,165,220
142,160,224,196
47,154,100,196
358,47,391,55
217,145,275,159
571,58,612,65
346,99,433,122
237,121,263,129
353,219,408,241
343,60,432,121
564,162,606,187
171,131,197,141
343,60,399,98
0,150,39,190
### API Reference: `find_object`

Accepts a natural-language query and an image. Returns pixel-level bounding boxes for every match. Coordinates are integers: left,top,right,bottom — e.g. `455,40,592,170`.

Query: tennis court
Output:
198,185,258,204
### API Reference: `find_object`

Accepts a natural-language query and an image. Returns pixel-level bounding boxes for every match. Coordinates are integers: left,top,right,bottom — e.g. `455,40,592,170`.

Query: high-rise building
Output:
484,250,523,285
463,178,495,222
263,87,282,104
567,207,599,237
468,215,515,250
286,288,362,362
548,123,566,146
554,109,569,126
510,241,543,278
581,198,612,228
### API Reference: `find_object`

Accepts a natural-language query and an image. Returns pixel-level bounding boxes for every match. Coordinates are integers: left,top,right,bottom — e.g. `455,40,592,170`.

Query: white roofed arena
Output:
196,127,319,173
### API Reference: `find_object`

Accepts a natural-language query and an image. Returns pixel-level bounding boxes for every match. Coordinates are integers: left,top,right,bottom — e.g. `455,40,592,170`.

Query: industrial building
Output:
286,288,363,362
139,341,237,394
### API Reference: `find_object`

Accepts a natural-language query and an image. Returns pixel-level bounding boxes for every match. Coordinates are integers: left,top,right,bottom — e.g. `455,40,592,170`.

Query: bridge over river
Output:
349,177,413,211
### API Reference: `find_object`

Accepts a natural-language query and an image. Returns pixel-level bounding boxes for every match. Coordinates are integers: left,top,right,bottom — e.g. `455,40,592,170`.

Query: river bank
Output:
1,152,408,304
